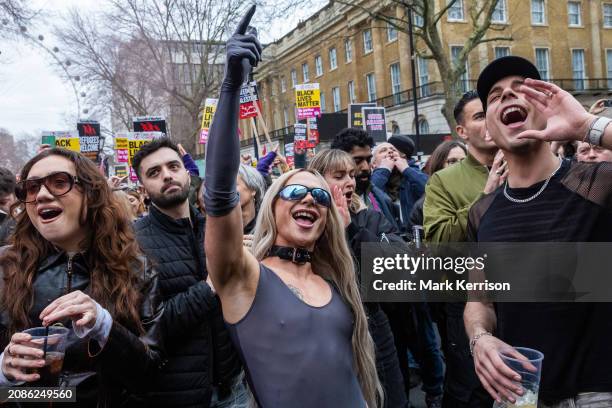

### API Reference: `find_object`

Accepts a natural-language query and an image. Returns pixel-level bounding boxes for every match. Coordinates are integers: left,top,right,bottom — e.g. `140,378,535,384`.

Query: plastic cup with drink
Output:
493,347,544,408
22,326,69,387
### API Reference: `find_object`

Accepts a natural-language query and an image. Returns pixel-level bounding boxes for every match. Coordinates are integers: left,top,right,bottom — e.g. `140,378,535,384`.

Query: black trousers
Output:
368,305,409,408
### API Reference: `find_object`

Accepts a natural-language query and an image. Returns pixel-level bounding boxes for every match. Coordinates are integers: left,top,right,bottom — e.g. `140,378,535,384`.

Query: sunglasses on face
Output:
278,184,332,208
15,171,80,204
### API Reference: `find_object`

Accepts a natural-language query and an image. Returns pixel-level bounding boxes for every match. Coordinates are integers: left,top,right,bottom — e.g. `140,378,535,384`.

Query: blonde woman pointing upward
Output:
203,6,381,408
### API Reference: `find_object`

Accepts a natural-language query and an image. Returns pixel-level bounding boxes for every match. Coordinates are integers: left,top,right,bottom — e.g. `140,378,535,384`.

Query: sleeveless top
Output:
226,264,366,407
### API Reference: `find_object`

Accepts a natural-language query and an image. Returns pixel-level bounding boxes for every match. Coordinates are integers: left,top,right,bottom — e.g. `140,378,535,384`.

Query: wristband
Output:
586,116,612,146
469,331,493,355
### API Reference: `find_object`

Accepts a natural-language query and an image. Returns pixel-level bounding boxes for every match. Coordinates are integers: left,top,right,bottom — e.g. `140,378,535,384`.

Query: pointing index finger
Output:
234,5,256,36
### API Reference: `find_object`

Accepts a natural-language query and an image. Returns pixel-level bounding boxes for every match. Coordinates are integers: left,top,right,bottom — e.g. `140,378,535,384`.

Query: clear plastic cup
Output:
22,326,70,386
493,347,544,408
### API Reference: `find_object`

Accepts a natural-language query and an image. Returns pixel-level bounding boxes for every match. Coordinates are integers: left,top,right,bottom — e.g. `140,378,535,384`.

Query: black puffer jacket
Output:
134,205,241,407
347,209,410,408
0,248,165,407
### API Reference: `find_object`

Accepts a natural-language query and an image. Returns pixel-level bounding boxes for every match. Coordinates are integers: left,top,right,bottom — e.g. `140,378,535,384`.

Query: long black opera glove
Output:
204,5,262,217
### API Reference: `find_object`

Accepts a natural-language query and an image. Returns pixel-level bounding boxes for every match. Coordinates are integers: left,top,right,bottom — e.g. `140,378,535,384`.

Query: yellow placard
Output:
128,139,152,166
295,83,321,119
55,137,81,152
115,137,128,150
201,103,217,129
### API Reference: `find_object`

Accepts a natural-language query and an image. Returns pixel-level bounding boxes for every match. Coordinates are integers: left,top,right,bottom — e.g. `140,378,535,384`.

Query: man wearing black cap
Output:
423,90,505,408
465,56,612,407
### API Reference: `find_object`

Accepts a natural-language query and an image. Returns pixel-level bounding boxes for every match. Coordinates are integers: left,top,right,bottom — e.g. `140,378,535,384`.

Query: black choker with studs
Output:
267,245,313,264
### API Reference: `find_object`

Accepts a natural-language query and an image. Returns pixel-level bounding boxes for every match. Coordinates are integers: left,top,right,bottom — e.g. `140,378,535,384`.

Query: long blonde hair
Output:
251,169,383,407
308,149,367,213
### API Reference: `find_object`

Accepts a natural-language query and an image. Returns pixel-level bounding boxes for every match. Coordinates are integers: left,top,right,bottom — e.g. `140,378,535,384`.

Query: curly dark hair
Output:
330,128,374,153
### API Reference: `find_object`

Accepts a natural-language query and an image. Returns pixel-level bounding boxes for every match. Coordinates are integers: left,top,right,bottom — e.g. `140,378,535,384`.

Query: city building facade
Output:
244,0,612,154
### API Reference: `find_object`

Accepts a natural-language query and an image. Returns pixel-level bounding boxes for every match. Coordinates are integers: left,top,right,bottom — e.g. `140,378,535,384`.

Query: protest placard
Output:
79,136,101,162
114,165,128,178
115,136,129,163
348,103,376,128
306,117,319,147
284,142,294,168
199,98,218,144
77,121,100,137
294,123,308,149
41,131,80,152
41,131,70,150
55,137,81,152
362,107,387,142
295,83,321,120
120,131,164,181
77,121,101,162
239,82,262,119
133,116,167,134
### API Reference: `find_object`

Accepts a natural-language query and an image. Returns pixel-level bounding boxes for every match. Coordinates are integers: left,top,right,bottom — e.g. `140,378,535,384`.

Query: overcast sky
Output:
0,0,320,139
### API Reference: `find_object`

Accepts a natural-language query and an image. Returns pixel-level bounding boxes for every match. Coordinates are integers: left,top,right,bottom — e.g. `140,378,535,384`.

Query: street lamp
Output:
407,4,421,153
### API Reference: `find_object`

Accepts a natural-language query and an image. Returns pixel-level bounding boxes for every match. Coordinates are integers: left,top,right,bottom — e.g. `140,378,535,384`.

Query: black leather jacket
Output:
0,247,165,407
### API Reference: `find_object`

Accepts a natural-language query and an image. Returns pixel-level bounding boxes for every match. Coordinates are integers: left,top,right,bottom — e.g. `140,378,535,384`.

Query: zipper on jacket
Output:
65,254,74,293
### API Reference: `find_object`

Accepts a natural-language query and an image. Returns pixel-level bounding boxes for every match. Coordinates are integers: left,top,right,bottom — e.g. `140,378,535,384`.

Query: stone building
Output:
243,0,612,154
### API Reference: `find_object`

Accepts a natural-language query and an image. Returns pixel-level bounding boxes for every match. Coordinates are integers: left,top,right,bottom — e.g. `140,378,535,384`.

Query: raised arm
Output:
203,6,262,317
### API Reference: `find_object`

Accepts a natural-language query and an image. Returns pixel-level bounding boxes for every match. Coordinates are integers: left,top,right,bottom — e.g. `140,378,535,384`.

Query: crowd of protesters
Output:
1,6,612,408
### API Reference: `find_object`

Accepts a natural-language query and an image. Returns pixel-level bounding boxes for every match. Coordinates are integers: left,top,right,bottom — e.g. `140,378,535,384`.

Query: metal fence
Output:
245,78,612,148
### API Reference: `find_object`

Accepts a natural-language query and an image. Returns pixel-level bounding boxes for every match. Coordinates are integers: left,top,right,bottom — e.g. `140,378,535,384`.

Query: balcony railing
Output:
248,78,612,147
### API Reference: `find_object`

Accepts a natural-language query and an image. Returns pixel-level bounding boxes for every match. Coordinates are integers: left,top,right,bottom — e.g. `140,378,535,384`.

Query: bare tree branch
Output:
319,0,513,136
53,0,249,152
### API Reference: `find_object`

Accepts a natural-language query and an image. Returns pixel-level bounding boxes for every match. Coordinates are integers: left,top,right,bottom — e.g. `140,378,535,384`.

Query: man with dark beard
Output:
331,128,400,231
132,138,243,407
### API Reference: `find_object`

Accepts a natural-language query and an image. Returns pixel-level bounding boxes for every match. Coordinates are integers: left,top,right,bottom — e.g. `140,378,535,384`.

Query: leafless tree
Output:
54,0,251,153
0,128,37,173
1,0,33,35
328,0,512,134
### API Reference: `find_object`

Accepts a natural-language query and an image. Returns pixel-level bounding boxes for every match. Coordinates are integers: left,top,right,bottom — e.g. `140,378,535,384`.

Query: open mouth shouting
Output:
500,105,528,128
291,208,320,229
37,206,63,223
344,190,353,206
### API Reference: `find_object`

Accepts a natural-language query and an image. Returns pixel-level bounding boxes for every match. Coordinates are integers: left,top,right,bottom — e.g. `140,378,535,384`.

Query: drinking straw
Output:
42,326,49,360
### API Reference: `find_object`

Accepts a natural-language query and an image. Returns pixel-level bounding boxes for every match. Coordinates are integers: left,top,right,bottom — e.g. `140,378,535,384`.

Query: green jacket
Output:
423,152,489,243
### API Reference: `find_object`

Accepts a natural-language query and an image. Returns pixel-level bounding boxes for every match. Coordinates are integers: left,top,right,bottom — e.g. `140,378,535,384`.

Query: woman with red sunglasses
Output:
203,7,381,408
0,148,164,407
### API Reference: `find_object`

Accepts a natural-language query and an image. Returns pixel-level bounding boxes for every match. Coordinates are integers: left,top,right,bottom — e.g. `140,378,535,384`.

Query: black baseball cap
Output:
388,135,415,158
477,56,541,111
